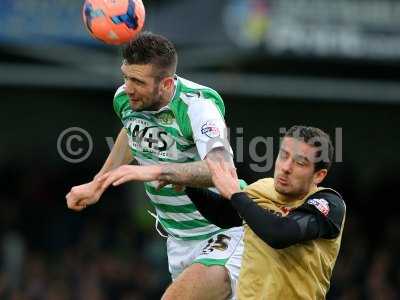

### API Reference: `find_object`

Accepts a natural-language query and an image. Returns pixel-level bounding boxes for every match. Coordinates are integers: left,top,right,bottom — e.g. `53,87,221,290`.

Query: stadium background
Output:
1,0,400,299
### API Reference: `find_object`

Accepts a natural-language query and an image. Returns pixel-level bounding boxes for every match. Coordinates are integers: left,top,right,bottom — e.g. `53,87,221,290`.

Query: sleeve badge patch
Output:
201,121,220,138
307,198,330,217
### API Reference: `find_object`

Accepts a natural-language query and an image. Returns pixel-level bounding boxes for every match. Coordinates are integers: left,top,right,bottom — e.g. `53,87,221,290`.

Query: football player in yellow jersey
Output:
186,125,346,299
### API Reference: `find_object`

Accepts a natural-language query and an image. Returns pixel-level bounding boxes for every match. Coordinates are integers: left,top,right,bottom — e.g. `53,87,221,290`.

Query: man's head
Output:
121,32,178,111
274,125,334,199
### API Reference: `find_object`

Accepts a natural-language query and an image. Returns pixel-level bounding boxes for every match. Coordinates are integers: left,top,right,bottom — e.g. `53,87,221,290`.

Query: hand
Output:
66,180,104,211
206,158,240,200
98,165,161,190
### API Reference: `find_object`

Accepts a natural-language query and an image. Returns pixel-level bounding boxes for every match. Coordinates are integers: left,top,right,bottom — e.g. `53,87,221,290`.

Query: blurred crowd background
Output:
1,0,400,299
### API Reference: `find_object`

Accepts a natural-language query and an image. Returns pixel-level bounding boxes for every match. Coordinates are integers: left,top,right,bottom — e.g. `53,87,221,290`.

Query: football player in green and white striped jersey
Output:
66,32,244,300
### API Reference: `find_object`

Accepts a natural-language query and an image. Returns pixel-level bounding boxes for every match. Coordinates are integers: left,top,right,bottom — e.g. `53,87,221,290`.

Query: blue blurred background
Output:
1,0,400,299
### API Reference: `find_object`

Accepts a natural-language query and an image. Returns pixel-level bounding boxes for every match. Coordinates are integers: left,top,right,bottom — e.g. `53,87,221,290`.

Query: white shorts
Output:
166,226,244,300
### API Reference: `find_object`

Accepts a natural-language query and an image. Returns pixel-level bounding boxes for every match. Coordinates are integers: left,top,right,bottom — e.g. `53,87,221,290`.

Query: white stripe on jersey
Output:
147,194,194,206
155,209,207,222
165,224,222,237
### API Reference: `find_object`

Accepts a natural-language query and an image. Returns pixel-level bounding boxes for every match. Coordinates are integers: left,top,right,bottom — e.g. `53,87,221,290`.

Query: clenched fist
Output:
66,180,104,211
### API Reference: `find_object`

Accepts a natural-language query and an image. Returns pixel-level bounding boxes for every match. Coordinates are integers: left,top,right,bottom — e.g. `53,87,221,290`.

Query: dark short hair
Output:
122,32,178,79
284,125,334,172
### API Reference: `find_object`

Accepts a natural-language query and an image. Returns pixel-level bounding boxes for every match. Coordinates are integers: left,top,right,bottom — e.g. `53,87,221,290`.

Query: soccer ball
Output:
82,0,145,45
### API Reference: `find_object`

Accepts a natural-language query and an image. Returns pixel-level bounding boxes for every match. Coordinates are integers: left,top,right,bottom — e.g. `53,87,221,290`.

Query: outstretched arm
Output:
185,187,242,228
66,128,133,211
158,147,233,187
95,128,134,179
98,147,234,189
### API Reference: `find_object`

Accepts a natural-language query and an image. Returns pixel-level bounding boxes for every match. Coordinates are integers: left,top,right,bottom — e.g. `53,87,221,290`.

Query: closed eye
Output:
294,155,309,166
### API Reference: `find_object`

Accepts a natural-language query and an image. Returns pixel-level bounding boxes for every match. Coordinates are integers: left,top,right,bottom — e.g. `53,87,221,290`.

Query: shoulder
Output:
306,189,346,220
176,76,225,116
299,189,346,238
245,178,274,190
114,84,126,98
113,84,130,119
244,178,274,198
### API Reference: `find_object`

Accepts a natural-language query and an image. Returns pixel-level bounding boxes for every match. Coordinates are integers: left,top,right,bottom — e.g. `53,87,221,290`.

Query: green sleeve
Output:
113,91,130,121
239,179,248,190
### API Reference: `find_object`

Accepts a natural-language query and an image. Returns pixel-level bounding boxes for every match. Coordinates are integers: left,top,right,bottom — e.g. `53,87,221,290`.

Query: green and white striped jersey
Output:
113,75,230,240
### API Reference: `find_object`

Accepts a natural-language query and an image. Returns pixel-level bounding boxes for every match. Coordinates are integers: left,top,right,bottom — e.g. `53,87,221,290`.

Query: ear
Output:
161,76,174,90
313,169,327,185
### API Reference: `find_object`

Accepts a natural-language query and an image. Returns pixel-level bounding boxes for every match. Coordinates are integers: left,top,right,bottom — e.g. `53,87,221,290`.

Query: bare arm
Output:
158,147,234,187
94,128,133,179
66,128,133,211
99,146,235,189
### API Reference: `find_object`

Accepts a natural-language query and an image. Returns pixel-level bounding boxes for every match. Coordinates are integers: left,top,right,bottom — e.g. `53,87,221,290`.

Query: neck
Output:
276,184,318,203
276,191,299,203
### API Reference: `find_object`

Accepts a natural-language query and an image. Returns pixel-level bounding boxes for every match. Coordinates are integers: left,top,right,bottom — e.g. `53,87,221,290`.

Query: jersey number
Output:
202,234,231,254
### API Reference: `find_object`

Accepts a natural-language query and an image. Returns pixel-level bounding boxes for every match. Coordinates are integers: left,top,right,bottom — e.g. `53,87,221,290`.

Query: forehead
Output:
121,62,155,78
280,137,316,159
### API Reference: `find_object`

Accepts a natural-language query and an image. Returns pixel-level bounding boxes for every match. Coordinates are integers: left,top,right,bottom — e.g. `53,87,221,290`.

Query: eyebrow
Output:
281,147,310,162
293,154,310,162
280,147,289,154
121,71,146,85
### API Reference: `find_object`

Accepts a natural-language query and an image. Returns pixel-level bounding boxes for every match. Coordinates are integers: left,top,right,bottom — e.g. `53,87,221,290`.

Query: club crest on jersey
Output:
307,198,330,217
201,121,220,138
155,111,174,125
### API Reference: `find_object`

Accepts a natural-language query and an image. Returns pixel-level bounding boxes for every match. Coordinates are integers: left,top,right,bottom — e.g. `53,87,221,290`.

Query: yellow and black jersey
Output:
186,178,346,300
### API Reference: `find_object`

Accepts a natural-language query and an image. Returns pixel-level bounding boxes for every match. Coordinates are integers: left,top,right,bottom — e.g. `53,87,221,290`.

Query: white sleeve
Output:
187,99,233,160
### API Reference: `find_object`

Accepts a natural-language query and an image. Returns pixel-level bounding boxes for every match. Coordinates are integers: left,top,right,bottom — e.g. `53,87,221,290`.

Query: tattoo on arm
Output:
159,160,212,187
159,147,234,187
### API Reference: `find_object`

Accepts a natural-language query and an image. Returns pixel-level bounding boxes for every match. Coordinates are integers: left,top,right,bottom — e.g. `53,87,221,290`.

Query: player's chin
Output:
274,181,291,194
129,100,143,110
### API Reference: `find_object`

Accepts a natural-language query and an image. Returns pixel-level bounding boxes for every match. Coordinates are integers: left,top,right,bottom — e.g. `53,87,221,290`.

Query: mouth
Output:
129,97,140,104
277,176,289,186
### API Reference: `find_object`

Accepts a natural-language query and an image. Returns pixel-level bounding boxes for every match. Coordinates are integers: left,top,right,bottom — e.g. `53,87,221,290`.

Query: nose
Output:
280,158,293,174
124,79,136,95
